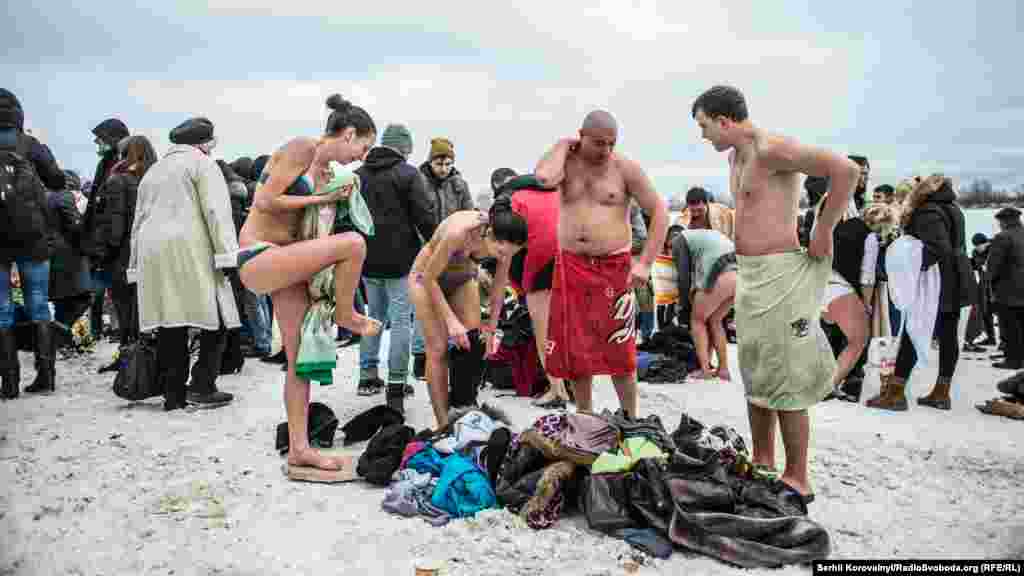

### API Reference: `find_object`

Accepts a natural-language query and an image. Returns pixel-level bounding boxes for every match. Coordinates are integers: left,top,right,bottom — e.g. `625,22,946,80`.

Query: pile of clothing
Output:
579,411,831,568
636,326,698,383
368,406,513,526
354,406,830,569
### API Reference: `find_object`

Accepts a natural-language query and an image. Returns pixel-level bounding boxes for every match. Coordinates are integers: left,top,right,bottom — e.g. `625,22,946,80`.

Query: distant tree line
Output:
957,179,1024,208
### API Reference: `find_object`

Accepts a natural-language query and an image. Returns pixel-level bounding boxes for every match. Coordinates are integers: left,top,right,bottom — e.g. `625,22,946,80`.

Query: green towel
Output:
294,302,337,385
590,437,666,474
326,162,374,236
293,167,366,385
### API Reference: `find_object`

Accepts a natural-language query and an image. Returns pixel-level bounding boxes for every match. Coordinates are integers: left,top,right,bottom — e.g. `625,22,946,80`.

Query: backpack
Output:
356,423,414,485
0,142,48,252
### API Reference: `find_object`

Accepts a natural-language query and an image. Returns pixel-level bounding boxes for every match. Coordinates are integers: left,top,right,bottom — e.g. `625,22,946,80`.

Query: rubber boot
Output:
24,322,55,394
449,329,484,409
0,328,20,400
917,376,952,410
867,375,907,411
386,381,405,415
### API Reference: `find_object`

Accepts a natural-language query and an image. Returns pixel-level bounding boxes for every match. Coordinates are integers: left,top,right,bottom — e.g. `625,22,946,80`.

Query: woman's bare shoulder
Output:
275,138,317,162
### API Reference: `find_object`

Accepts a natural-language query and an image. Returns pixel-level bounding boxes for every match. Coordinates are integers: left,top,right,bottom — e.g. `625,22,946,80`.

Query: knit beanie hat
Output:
430,137,454,160
380,124,413,157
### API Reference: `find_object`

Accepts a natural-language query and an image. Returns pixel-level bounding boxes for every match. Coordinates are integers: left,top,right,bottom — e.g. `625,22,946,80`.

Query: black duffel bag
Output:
112,337,162,401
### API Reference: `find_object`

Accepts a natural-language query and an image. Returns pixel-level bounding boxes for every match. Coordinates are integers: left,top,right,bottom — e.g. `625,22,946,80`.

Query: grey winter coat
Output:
128,145,240,332
419,163,473,223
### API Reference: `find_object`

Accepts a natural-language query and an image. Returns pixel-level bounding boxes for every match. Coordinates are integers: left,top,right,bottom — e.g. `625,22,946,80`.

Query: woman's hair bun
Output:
325,93,350,112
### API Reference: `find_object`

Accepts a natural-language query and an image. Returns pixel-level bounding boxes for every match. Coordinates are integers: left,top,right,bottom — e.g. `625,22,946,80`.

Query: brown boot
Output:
867,375,908,411
917,376,952,410
864,374,891,408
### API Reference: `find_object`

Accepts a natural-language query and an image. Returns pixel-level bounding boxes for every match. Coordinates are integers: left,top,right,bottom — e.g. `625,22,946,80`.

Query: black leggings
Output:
895,309,961,380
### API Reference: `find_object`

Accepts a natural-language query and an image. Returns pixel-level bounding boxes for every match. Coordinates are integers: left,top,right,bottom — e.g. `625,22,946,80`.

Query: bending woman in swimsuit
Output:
238,94,381,473
410,202,527,428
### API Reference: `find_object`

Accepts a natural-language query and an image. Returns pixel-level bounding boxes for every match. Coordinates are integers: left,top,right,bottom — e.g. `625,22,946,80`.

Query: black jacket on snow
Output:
986,222,1024,307
356,147,438,278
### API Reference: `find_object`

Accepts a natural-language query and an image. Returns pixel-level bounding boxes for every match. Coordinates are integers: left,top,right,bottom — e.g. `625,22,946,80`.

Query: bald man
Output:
535,111,669,417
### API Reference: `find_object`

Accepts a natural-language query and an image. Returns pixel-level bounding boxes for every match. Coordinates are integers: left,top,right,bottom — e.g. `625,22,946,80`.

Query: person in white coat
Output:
129,117,240,411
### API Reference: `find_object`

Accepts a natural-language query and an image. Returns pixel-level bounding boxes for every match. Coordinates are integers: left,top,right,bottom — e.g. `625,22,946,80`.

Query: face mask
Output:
96,141,112,157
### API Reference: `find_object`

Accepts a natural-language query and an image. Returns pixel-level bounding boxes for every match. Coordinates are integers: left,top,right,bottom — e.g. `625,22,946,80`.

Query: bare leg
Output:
828,294,869,388
273,283,345,470
610,373,638,418
692,274,735,379
238,233,380,337
408,278,457,429
573,376,595,413
778,409,812,496
747,403,777,469
709,298,733,380
690,298,714,377
526,290,568,404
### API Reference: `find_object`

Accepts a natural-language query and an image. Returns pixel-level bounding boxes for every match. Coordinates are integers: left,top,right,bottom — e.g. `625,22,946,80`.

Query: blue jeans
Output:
411,315,425,356
0,259,51,329
637,311,654,341
359,276,413,383
243,290,271,353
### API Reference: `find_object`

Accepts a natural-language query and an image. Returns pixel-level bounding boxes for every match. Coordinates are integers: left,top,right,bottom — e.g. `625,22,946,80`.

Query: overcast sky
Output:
3,1,1021,202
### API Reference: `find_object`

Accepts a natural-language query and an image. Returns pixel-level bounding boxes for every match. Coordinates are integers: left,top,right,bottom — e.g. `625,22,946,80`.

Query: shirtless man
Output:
692,85,859,501
535,111,669,418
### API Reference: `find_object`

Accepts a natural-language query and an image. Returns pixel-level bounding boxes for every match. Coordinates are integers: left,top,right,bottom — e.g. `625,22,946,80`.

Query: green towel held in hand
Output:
326,161,374,237
294,166,370,385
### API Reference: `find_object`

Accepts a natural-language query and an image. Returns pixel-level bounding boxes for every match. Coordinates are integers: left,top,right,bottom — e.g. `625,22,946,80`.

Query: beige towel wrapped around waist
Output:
735,250,835,411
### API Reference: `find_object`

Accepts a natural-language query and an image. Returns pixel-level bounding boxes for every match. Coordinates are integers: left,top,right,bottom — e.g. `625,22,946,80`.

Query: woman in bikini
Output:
677,227,737,382
410,201,527,428
238,94,381,475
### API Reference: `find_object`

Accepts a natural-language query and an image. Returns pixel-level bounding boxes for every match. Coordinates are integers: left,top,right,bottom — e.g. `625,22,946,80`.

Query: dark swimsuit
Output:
236,170,318,271
437,249,485,295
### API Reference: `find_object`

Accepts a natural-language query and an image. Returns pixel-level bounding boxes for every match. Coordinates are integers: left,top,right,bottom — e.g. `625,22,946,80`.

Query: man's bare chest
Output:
563,167,627,206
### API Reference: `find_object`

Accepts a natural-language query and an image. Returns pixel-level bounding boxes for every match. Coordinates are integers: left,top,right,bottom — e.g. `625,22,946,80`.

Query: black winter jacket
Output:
419,162,473,224
904,186,967,313
83,168,139,269
356,147,438,278
832,217,871,297
986,223,1024,307
46,190,91,300
0,130,66,263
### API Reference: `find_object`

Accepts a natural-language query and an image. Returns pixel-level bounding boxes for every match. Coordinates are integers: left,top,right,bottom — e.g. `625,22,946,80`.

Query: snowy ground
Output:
1,332,1022,576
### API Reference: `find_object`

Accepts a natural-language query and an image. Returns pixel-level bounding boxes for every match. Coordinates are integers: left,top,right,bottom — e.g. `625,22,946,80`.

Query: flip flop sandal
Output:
283,455,356,483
